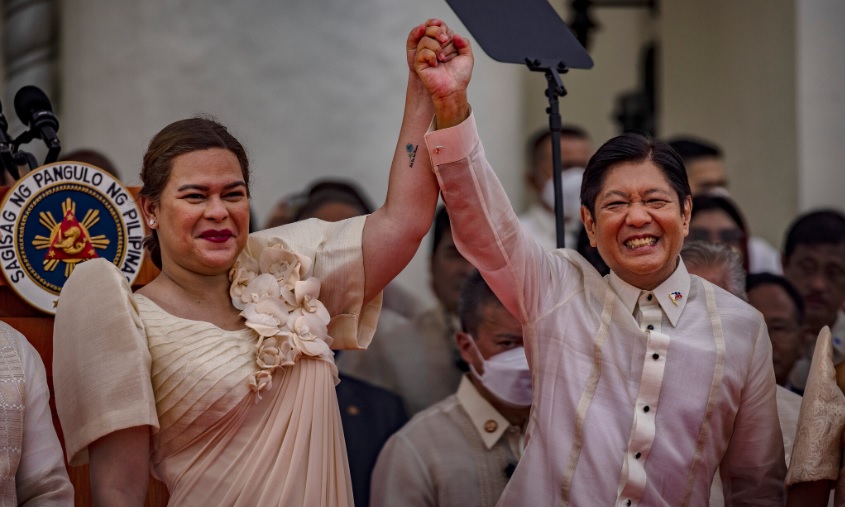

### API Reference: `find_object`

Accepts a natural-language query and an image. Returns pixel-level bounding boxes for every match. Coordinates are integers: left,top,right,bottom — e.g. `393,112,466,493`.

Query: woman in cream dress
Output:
52,22,451,506
786,326,845,506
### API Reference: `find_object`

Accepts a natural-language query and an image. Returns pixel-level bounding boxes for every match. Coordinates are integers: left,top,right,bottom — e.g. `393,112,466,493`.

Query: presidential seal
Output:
0,162,145,314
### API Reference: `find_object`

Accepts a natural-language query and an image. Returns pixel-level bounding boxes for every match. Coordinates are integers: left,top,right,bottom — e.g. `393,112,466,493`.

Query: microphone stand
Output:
14,127,60,166
527,58,569,249
0,113,20,181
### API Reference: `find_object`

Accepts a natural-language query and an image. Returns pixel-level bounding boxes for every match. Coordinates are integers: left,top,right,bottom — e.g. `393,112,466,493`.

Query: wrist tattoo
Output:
406,143,419,168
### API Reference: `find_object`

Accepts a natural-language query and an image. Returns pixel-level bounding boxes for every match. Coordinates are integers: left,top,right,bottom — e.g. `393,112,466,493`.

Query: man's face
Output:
430,229,474,314
532,136,593,189
747,283,803,386
582,160,691,290
783,243,845,332
686,157,727,195
457,300,524,376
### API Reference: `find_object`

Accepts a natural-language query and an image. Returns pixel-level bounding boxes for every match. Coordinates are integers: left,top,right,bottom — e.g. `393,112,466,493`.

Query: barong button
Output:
635,452,641,459
626,500,632,506
652,353,659,360
647,294,653,301
643,405,650,413
484,420,498,433
646,324,654,331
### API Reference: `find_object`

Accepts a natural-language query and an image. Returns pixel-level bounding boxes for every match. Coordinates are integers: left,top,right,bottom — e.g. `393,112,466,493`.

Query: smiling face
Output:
582,160,692,290
142,148,250,277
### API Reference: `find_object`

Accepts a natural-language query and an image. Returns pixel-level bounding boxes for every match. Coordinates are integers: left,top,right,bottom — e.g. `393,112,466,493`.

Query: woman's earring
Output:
149,219,156,226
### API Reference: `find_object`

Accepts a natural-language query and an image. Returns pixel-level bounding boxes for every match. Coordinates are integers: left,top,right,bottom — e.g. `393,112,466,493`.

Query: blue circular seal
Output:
0,162,145,314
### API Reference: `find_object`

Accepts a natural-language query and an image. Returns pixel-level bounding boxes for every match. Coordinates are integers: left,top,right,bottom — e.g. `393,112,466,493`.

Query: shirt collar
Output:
606,256,691,327
456,376,511,450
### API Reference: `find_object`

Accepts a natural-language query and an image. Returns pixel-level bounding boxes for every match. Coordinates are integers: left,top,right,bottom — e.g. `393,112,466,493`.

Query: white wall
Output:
56,0,526,307
660,0,799,248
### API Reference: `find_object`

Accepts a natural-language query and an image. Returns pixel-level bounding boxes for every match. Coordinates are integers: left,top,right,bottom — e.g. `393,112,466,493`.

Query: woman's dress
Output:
786,326,845,506
53,217,382,506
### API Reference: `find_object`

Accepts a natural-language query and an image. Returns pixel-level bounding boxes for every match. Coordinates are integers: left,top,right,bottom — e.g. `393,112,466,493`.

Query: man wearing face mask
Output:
519,126,592,251
370,271,529,507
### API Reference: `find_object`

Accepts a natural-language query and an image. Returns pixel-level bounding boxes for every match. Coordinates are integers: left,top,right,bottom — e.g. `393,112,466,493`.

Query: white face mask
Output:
469,345,533,408
541,167,584,233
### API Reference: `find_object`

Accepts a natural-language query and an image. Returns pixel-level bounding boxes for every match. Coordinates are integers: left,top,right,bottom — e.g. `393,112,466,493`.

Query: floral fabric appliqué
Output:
230,245,334,401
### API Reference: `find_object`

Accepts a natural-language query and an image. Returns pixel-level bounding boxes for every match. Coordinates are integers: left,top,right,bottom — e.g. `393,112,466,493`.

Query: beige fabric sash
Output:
681,281,726,506
560,287,617,506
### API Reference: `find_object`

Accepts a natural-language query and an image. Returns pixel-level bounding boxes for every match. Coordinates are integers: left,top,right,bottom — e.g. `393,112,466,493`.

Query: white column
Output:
795,0,845,214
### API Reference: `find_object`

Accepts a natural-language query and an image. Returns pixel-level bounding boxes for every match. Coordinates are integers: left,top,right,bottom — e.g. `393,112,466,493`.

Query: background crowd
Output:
0,7,843,507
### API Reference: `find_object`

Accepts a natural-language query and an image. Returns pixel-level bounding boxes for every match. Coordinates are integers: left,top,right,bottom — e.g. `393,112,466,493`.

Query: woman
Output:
786,326,845,506
687,194,782,275
53,22,449,506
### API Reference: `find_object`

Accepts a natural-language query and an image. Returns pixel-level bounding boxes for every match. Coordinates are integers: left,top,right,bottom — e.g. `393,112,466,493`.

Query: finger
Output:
453,33,472,55
423,24,450,47
406,23,426,51
416,34,445,57
438,41,457,62
416,47,439,69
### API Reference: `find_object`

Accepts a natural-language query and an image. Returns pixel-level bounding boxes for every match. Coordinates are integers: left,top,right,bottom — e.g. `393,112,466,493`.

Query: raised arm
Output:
361,22,447,303
411,22,564,323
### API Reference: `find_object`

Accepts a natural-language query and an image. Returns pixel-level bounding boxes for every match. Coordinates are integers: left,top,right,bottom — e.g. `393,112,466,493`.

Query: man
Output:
338,206,475,414
412,23,784,505
0,321,73,505
371,271,529,507
746,273,805,389
519,127,593,250
680,243,802,505
666,137,727,196
783,209,845,393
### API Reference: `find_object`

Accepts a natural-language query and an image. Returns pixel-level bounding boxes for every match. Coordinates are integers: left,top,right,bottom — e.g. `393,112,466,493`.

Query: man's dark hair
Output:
527,125,590,170
458,270,500,337
580,132,691,217
666,137,722,162
746,272,805,324
431,205,452,256
783,209,845,261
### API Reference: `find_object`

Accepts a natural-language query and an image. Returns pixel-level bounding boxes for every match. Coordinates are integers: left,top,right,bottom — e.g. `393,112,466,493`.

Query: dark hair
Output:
666,137,722,162
580,132,691,217
431,205,452,257
527,125,590,171
458,270,500,337
292,179,373,222
746,272,805,324
690,195,747,233
783,209,845,261
139,116,250,269
61,148,120,180
689,194,750,271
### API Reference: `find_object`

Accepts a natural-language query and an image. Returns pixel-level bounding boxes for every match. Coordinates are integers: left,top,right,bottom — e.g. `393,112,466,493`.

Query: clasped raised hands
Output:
407,19,474,129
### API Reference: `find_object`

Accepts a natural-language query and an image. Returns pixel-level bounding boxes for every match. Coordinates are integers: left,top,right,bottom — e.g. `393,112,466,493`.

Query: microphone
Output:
14,85,61,163
0,100,20,180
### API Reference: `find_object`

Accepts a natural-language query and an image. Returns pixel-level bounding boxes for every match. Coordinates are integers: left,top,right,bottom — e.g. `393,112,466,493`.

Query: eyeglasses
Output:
688,227,746,246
